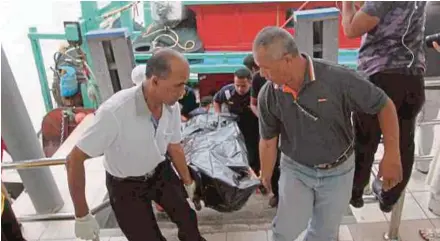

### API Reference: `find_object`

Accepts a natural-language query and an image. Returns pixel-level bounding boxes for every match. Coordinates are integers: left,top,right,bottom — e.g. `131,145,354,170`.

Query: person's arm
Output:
342,71,402,191
250,98,259,117
213,89,226,113
434,41,440,53
250,75,260,117
67,108,118,218
341,1,389,39
258,84,280,192
1,182,11,202
167,104,192,185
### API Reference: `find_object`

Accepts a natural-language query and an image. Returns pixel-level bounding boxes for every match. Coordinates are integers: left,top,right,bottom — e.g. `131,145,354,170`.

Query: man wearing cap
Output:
67,49,205,241
253,26,402,241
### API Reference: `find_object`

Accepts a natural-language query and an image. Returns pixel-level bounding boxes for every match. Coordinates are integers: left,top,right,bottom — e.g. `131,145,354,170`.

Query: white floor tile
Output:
227,230,267,241
384,193,427,221
413,191,440,219
350,202,387,223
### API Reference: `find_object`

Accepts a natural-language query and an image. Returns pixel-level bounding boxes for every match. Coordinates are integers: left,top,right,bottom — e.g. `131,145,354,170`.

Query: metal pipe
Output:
1,157,66,170
418,119,440,126
17,199,111,222
384,192,405,241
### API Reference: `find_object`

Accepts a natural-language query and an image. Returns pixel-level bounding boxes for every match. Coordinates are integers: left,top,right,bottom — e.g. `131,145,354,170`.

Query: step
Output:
96,193,356,235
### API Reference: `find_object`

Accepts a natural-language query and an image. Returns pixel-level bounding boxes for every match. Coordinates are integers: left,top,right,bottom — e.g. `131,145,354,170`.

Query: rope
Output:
279,1,309,28
100,1,140,29
141,26,196,51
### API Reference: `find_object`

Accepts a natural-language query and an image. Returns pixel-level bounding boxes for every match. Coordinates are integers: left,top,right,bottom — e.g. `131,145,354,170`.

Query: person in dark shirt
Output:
213,68,261,178
244,54,280,207
179,85,198,121
188,96,213,118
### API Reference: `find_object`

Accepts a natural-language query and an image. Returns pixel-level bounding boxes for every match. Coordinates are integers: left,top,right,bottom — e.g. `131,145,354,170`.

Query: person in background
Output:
1,138,26,241
244,54,280,207
131,64,146,86
179,85,198,121
342,1,427,212
213,68,262,184
187,95,213,118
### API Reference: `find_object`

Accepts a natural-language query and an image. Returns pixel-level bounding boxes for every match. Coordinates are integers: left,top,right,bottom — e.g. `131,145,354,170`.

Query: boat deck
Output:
3,110,439,241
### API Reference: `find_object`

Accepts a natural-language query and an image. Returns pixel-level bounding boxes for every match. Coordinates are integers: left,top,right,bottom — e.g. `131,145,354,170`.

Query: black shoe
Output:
350,196,364,208
269,195,278,208
372,179,393,213
350,188,364,208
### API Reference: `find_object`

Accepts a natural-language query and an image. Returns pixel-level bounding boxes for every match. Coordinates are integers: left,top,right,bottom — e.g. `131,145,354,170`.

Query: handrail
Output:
1,157,66,170
17,199,110,223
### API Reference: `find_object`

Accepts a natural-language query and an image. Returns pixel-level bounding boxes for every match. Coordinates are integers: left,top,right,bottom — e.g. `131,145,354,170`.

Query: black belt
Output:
109,160,169,182
313,143,354,170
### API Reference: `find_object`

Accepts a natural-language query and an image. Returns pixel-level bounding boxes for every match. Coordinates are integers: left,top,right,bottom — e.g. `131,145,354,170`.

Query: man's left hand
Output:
378,151,403,191
184,180,196,200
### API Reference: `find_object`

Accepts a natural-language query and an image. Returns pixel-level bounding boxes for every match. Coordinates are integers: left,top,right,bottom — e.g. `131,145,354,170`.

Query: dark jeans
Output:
271,151,281,197
2,198,26,241
106,161,204,241
238,113,260,175
352,72,425,206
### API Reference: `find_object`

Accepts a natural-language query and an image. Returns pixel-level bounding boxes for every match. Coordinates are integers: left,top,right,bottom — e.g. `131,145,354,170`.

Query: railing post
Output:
1,47,64,214
384,192,405,241
28,27,53,112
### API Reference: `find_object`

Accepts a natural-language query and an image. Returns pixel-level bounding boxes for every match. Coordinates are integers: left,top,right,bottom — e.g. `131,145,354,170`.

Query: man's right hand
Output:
75,213,100,240
260,175,272,194
434,41,440,53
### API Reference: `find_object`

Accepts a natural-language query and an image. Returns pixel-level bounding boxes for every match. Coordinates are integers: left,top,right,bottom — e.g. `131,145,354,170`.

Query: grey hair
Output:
145,49,185,79
252,26,299,60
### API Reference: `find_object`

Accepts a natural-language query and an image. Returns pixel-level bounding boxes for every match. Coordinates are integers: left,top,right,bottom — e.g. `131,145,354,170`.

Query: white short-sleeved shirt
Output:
76,84,182,178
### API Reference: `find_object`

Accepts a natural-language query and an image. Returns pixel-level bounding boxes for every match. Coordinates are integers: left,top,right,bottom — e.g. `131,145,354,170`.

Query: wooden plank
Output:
322,18,339,63
111,37,136,90
87,41,115,102
294,19,314,57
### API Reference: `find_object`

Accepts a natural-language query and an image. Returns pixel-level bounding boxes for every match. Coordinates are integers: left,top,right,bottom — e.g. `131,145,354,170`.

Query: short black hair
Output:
200,96,213,107
234,67,252,80
243,54,258,71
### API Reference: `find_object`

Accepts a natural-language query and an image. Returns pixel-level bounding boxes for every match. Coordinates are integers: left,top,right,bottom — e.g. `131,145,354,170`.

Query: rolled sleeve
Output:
76,108,119,157
258,84,280,140
343,71,389,114
361,1,392,19
213,88,226,104
170,104,183,144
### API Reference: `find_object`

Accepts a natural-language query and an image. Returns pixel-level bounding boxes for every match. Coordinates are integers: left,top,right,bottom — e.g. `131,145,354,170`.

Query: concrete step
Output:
97,193,356,234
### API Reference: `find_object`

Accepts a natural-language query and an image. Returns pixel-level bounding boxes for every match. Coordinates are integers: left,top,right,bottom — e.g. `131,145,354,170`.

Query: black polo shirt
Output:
179,86,198,118
258,54,388,166
214,84,252,116
250,72,267,100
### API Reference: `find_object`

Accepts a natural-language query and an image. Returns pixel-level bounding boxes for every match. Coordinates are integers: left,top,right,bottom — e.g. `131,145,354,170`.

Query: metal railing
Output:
2,157,110,223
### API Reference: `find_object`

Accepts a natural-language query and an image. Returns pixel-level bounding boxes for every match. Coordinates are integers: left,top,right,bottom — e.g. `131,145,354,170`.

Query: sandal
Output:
419,228,440,241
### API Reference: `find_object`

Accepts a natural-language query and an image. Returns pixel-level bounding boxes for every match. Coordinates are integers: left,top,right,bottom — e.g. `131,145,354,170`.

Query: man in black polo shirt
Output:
244,54,280,207
254,26,402,241
179,85,198,121
213,68,261,178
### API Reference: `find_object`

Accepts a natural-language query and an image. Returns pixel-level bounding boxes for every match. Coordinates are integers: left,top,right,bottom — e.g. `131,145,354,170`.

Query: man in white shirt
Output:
66,49,206,241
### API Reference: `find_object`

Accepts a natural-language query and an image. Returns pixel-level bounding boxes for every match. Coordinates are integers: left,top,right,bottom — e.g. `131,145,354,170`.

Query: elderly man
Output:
254,26,402,241
67,49,205,241
341,1,427,212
